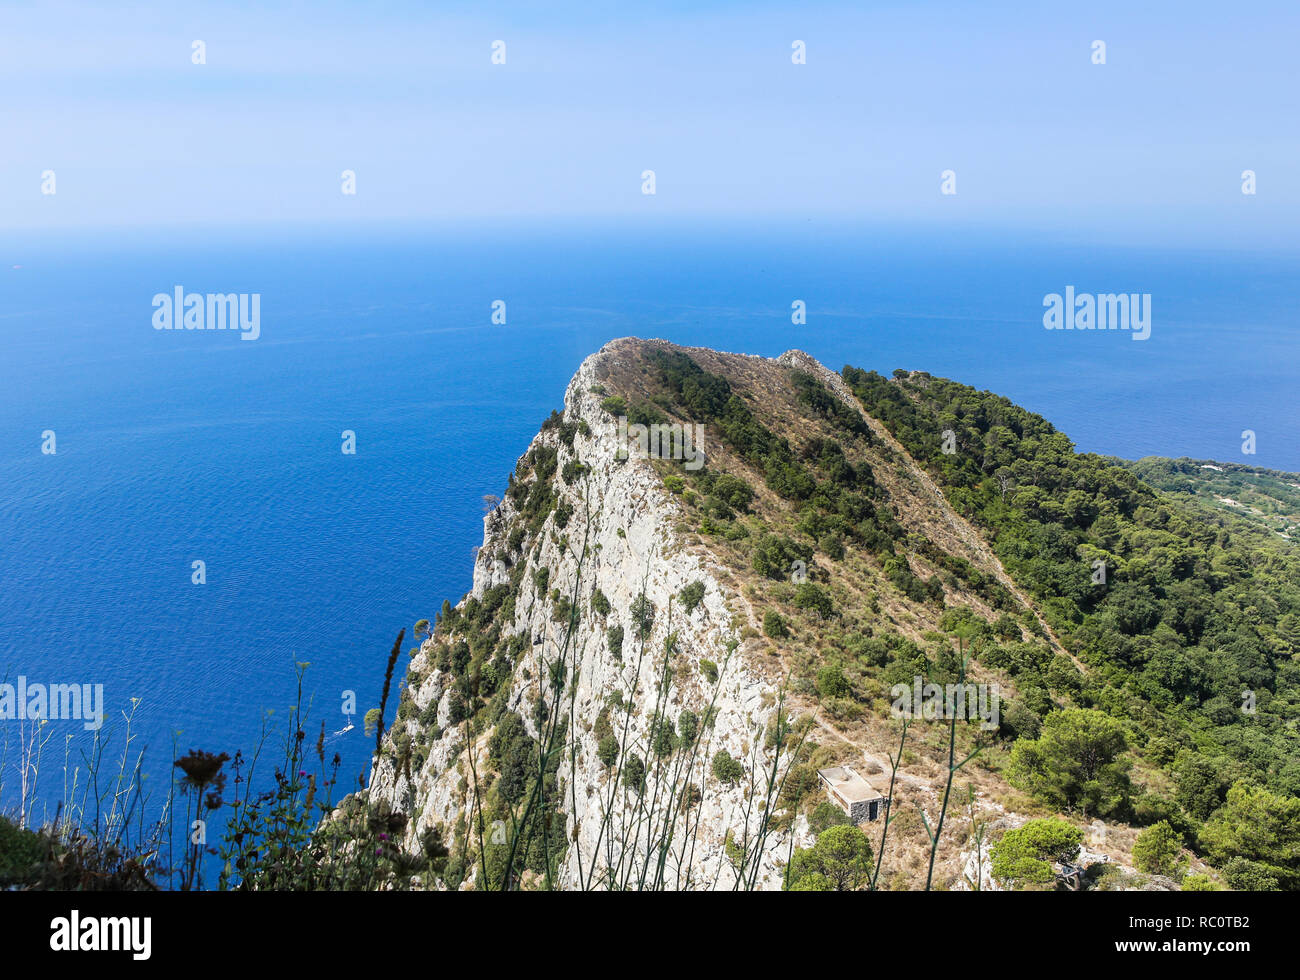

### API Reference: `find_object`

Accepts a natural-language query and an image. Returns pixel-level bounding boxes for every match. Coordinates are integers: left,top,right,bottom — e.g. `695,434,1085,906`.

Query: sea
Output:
1,219,1296,847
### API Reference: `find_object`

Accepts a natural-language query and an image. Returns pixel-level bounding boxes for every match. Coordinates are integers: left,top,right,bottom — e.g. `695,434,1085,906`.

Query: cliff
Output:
344,338,1300,892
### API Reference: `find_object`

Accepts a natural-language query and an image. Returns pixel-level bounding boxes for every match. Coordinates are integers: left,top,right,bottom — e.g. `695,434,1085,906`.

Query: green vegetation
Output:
645,351,902,559
1132,821,1186,877
1007,708,1131,818
1123,456,1300,541
1198,783,1300,890
606,624,624,661
679,580,707,613
785,824,874,891
712,750,744,785
807,800,850,834
0,816,44,888
845,364,1300,886
25,344,1298,893
990,818,1083,887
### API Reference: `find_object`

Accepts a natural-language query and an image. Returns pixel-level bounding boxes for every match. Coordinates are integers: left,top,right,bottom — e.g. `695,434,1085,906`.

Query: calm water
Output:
1,221,1297,828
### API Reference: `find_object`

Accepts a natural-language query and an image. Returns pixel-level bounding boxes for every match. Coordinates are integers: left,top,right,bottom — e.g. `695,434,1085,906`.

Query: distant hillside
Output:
1118,456,1300,542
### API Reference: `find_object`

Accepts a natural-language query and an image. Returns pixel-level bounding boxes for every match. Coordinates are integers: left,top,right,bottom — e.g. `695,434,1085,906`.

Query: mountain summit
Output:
353,338,1300,892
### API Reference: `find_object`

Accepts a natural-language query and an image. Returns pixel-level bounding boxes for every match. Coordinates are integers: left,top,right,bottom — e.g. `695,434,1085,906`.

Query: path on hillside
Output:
810,716,930,790
779,351,1088,675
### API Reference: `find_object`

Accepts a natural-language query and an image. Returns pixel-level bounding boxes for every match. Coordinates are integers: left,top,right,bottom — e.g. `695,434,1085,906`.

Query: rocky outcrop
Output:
364,339,811,889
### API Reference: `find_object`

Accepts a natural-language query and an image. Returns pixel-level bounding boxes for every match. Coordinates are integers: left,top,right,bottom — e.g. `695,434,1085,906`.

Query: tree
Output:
1174,752,1227,821
413,619,431,641
990,818,1083,887
1007,708,1131,817
1132,821,1185,877
785,824,873,891
1199,782,1300,889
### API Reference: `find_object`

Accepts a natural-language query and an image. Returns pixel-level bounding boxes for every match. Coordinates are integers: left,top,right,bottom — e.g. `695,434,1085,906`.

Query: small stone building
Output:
817,766,890,824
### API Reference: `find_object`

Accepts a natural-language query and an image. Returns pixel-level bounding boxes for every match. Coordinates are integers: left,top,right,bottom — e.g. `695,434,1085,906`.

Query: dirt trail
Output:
810,715,931,789
778,351,1087,675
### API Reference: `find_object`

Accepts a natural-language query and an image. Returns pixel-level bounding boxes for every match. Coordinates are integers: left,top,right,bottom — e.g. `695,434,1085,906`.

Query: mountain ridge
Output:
348,338,1300,891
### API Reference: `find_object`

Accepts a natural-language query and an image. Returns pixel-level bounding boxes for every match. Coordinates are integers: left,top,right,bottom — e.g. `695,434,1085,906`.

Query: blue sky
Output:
2,0,1297,245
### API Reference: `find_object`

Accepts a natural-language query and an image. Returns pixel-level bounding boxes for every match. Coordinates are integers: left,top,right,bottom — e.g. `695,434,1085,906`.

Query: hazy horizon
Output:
3,0,1297,247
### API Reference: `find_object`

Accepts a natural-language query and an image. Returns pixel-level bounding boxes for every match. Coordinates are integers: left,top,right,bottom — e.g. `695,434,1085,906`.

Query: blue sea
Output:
2,220,1297,837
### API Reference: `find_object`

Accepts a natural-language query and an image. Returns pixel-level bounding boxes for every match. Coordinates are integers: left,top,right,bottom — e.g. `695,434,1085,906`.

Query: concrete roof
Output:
818,766,886,803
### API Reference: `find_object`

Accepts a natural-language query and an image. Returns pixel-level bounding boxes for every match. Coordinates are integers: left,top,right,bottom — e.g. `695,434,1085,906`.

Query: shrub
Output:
561,459,588,484
630,594,655,638
651,718,677,757
752,533,812,580
816,664,849,700
677,710,699,746
0,816,44,888
763,610,788,639
607,624,624,661
552,498,573,529
712,750,744,785
808,800,850,834
591,588,611,616
623,754,646,794
699,658,719,684
818,533,845,560
597,734,619,768
1221,857,1286,891
793,582,834,618
551,594,576,625
1132,821,1185,877
680,580,706,613
710,473,755,512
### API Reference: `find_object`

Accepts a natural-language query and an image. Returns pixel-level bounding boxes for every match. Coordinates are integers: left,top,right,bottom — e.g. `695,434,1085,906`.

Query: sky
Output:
1,0,1297,246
